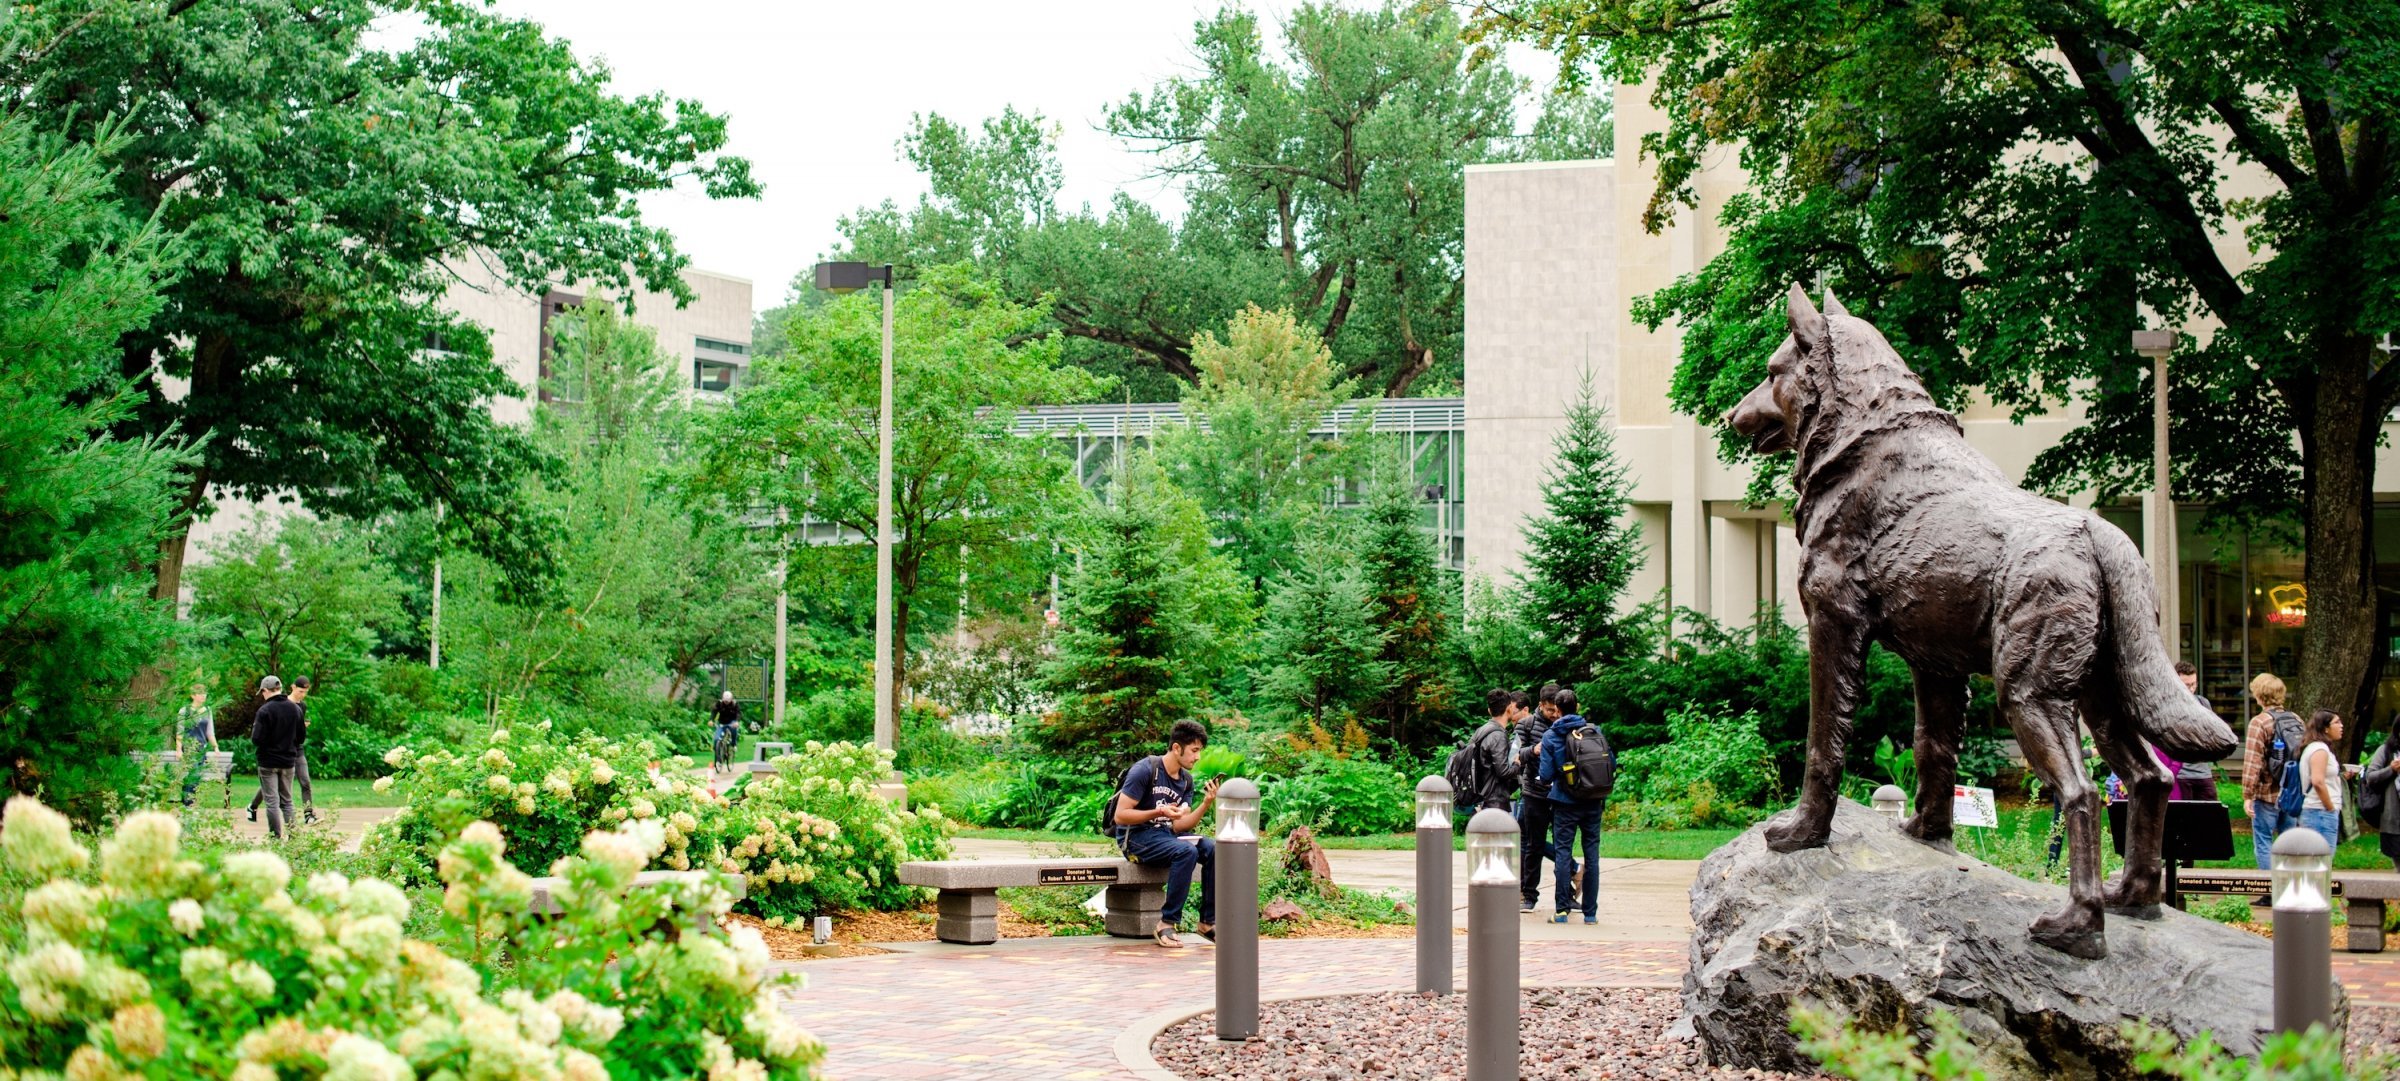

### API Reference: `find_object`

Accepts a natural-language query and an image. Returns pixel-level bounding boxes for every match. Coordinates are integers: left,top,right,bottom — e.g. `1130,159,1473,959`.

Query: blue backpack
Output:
2268,709,2309,818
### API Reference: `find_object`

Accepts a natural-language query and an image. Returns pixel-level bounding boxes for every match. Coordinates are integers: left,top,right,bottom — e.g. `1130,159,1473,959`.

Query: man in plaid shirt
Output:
2240,672,2293,869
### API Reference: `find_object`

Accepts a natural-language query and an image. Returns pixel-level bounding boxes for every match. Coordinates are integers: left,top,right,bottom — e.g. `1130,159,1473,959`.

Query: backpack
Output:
1098,755,1159,844
1444,737,1483,810
2263,709,2308,817
1558,724,1616,801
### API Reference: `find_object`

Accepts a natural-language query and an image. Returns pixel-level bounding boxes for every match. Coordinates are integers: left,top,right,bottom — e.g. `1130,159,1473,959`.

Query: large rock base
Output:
1680,801,2344,1078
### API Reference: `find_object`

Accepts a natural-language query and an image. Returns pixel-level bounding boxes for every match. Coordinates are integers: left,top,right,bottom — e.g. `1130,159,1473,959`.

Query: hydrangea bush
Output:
365,727,953,919
0,795,821,1079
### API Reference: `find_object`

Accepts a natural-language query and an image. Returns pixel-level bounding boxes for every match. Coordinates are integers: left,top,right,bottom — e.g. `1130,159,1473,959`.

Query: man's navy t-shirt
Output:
1119,756,1193,833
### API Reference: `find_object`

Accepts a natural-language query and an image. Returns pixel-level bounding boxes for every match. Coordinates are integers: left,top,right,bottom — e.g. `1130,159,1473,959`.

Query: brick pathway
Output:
778,935,2400,1081
776,936,1683,1080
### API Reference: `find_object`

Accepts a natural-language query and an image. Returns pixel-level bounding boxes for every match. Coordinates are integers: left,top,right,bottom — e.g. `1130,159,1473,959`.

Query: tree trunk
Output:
2293,336,2381,741
151,468,208,605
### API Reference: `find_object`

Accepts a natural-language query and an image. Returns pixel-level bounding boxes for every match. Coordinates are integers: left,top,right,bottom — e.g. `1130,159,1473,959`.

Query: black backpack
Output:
1098,756,1158,843
1444,737,1483,808
1559,724,1616,801
2261,708,2306,793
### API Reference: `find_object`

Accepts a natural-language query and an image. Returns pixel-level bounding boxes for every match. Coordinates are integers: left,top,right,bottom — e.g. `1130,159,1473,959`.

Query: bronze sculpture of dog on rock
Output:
1725,285,2239,959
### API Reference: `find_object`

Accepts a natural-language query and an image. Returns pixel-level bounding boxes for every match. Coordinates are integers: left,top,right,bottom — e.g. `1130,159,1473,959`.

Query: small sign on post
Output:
1952,785,1999,828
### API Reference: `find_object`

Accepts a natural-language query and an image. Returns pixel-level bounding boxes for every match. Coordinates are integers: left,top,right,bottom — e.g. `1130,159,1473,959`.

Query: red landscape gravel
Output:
1150,986,1822,1080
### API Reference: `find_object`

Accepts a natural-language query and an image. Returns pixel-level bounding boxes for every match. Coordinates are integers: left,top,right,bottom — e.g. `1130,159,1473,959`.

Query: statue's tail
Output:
2095,524,2239,762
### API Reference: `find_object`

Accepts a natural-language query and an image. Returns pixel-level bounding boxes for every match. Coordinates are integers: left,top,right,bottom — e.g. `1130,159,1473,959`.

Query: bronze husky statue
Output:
1726,286,2239,959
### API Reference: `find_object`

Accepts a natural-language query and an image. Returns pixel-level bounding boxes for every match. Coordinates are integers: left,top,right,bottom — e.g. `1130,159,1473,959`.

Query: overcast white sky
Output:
468,0,1554,313
461,1,1282,310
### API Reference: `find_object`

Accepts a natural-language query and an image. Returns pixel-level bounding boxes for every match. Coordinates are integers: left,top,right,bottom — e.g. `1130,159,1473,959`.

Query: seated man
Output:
1112,719,1221,948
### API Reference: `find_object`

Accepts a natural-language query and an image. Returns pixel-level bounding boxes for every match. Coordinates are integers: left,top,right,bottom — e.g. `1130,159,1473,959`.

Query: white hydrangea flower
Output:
231,1062,278,1081
112,1002,167,1061
180,947,229,982
489,728,511,744
562,1047,609,1081
485,774,514,796
579,830,645,882
543,772,574,800
501,989,563,1046
1,796,88,877
372,776,394,794
169,898,205,937
514,797,536,816
100,811,182,888
338,915,402,963
228,960,275,999
626,798,656,821
459,821,506,856
22,880,106,940
222,851,291,902
308,872,353,905
727,925,771,983
347,879,410,922
323,1033,412,1081
383,745,411,768
589,761,616,786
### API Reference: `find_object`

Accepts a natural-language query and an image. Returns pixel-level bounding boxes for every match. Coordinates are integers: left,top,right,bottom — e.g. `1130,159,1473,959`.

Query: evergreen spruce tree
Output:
1518,373,1645,686
0,114,194,817
1258,531,1392,727
1038,455,1241,769
1357,449,1459,749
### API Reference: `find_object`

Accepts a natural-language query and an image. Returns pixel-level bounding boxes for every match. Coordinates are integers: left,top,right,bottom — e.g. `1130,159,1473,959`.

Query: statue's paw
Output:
1762,817,1830,854
2029,911,2108,960
1900,814,1956,852
2103,876,2166,918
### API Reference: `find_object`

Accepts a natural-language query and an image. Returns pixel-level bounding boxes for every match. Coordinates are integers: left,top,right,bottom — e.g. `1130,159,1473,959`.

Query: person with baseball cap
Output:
250,676,305,839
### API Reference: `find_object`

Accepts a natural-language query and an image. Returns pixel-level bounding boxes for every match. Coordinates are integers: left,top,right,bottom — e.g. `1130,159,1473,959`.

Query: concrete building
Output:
184,260,753,566
1464,82,2400,724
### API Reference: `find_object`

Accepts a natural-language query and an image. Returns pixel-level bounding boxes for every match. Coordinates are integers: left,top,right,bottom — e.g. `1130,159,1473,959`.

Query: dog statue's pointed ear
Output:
1822,288,1848,317
1787,283,1827,352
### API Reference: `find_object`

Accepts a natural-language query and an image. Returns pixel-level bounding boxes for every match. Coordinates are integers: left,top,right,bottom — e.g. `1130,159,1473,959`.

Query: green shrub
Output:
1793,1004,2387,1080
2192,895,2256,924
712,741,955,918
982,755,1101,830
362,725,690,885
1614,708,1778,809
996,886,1104,936
0,796,823,1079
1266,753,1411,836
905,760,1016,825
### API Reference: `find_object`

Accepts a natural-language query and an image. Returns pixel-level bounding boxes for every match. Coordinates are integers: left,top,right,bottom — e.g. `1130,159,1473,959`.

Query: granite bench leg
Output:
936,888,999,945
2347,898,2386,952
1103,883,1164,939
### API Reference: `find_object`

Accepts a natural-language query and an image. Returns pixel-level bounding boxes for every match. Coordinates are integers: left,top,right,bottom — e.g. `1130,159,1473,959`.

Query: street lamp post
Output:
1466,808,1522,1081
1215,778,1261,1041
2270,828,2334,1034
813,262,898,756
1415,775,1456,995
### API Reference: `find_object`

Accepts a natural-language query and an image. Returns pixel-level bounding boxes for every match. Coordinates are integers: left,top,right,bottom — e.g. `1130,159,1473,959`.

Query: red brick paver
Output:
777,936,2399,1080
777,937,1682,1080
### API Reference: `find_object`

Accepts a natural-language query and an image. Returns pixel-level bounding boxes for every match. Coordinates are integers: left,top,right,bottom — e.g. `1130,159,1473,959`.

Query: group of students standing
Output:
2239,670,2400,871
1457,683,1616,924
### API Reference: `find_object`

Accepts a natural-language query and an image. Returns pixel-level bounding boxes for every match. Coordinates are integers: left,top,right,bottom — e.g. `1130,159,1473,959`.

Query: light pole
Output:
1215,778,1261,1041
812,262,898,755
1871,784,1907,824
2133,329,2179,659
1415,775,1455,995
2270,828,2334,1035
1466,808,1522,1081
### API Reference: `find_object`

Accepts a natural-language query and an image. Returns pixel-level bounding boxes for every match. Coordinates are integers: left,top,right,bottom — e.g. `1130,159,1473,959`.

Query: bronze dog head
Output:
1725,284,1944,466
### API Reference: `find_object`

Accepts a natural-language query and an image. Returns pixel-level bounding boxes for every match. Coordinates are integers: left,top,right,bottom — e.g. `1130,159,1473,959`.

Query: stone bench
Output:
524,869,746,939
2173,868,2400,952
899,858,1168,944
754,742,793,761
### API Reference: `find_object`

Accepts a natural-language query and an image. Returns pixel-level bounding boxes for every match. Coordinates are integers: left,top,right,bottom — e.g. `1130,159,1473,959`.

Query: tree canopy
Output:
1468,0,2400,721
0,0,759,606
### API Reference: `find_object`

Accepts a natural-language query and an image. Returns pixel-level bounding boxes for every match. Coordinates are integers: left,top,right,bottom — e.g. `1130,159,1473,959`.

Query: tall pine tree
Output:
1357,448,1459,749
1518,373,1644,686
1258,531,1392,728
1038,454,1243,770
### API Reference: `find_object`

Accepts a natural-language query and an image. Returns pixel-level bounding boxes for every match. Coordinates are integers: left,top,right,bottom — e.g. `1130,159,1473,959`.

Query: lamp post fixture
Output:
811,262,898,755
1871,785,1908,824
1415,775,1455,995
2133,329,2180,659
1466,807,1522,1081
1215,778,1261,1041
2271,828,2334,1034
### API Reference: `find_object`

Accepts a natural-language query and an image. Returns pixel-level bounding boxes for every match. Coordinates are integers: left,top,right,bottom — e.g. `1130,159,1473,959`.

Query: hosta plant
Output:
0,795,822,1079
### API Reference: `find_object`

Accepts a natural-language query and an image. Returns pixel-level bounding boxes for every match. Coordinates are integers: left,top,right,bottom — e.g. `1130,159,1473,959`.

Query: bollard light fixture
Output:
1416,775,1455,831
1466,806,1520,886
2272,828,2332,912
1871,784,1908,823
1217,778,1260,844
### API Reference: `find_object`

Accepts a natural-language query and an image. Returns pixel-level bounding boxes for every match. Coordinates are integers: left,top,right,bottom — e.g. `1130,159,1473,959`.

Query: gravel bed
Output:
1151,986,1819,1080
2348,1006,2400,1061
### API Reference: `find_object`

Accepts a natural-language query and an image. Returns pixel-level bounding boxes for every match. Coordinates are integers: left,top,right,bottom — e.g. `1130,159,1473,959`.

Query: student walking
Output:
1111,720,1220,948
2241,673,2304,868
175,684,218,808
1515,685,1562,913
2362,724,2400,872
249,676,315,824
250,677,305,840
1537,688,1613,925
2296,709,2347,851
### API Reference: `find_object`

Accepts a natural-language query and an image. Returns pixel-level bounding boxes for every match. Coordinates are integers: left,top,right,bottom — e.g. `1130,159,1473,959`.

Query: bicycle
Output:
712,724,739,773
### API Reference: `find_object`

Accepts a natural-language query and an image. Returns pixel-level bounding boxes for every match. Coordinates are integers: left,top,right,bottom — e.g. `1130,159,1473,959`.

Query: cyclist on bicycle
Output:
711,691,742,771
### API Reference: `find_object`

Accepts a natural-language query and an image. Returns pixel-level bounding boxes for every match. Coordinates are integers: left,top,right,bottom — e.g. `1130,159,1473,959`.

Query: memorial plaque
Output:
1037,866,1118,886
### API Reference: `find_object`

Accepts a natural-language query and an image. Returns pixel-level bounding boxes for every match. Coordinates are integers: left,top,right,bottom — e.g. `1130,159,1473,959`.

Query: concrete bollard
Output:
1415,775,1455,996
2271,828,2334,1035
1466,807,1521,1081
1215,778,1261,1041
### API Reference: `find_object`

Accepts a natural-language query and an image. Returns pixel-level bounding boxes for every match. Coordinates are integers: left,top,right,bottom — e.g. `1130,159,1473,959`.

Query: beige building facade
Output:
1465,83,2400,722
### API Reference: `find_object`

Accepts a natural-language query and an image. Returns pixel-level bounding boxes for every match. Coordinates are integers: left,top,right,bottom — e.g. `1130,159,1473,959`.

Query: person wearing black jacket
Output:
1515,684,1564,914
1466,689,1521,811
250,676,306,839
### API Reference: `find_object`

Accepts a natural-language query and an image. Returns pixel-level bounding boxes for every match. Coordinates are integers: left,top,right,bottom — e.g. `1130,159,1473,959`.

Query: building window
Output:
695,360,739,393
696,336,749,356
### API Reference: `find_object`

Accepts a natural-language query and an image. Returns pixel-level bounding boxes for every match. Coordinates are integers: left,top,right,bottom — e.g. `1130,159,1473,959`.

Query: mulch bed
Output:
1153,986,1819,1080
